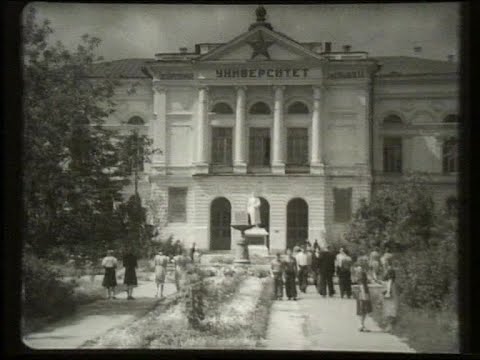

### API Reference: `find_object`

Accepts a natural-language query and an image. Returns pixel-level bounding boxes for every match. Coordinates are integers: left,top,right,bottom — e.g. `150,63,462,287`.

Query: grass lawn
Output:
370,289,459,353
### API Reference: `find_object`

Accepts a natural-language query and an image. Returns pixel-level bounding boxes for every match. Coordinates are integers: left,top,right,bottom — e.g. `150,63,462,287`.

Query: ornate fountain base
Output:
231,224,255,264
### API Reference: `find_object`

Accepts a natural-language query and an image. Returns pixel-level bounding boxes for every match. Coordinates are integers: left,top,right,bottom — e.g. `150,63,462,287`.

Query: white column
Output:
310,85,325,174
152,82,167,174
194,86,209,174
234,86,247,174
364,80,372,173
272,85,285,174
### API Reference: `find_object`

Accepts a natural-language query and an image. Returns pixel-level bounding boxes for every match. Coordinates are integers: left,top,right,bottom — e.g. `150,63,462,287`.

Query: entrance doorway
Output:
210,197,232,250
259,197,270,248
286,198,308,250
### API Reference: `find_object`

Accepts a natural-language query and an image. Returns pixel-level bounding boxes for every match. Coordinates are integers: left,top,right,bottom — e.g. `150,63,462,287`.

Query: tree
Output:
22,6,128,258
344,174,436,255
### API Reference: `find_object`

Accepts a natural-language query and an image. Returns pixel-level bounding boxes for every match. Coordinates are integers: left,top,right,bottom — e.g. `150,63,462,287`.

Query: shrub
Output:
209,255,234,264
22,251,76,321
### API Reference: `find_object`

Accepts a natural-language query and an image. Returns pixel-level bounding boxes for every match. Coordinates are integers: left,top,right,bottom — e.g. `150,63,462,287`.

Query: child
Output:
102,250,118,300
356,259,373,332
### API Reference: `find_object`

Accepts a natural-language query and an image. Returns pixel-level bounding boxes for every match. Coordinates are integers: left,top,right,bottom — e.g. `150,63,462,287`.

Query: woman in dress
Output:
173,248,190,292
102,250,118,300
284,248,298,301
382,258,399,332
123,247,138,300
153,250,169,298
355,258,373,332
311,248,322,294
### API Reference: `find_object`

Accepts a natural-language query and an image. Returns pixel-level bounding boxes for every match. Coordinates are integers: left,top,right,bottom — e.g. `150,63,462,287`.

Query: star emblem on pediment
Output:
247,32,274,60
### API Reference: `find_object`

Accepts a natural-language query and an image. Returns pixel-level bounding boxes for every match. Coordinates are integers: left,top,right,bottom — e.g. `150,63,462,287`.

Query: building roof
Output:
375,56,457,76
88,58,152,78
88,55,457,79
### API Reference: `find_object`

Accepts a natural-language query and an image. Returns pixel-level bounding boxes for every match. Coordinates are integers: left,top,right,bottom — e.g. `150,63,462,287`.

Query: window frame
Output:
383,137,403,174
442,137,459,174
333,187,352,223
286,127,309,172
211,127,233,170
248,127,271,169
249,102,272,115
168,187,188,223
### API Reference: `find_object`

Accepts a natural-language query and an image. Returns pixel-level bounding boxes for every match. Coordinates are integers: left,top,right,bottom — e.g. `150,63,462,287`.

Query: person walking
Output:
295,245,309,293
382,258,399,332
122,247,138,300
284,248,298,301
101,250,118,300
153,250,169,298
369,247,381,283
335,247,353,299
189,242,196,262
270,252,285,300
318,245,336,297
173,249,190,292
312,247,322,293
355,259,373,332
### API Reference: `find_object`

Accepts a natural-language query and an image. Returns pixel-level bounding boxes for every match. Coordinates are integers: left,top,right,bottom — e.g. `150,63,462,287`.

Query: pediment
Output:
197,26,322,62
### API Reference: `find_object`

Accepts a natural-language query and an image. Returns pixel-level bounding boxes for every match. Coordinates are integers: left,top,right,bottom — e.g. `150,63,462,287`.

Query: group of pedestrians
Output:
270,241,398,333
100,242,200,300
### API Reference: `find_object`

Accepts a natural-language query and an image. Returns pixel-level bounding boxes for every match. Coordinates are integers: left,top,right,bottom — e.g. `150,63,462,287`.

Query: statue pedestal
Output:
245,226,269,257
231,224,255,264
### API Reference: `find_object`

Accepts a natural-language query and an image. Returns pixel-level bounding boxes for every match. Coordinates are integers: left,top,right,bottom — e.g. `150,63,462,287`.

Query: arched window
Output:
287,101,309,114
442,137,458,173
286,198,308,250
444,114,458,123
128,116,145,125
210,197,232,250
249,102,271,115
212,102,234,114
383,114,403,124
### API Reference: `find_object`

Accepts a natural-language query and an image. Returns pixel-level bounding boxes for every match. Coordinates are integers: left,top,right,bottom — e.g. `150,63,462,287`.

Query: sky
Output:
27,2,460,62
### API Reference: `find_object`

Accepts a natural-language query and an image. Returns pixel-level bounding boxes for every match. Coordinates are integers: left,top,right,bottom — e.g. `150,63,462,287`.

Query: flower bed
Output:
84,272,275,349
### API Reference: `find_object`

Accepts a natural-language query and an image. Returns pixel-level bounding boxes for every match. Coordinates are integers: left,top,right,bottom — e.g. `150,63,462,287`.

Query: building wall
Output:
102,71,458,251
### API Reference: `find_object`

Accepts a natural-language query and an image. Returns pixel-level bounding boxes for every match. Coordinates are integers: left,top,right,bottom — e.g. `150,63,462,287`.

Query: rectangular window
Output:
168,187,187,223
383,137,402,173
442,138,458,173
334,187,352,223
249,128,271,166
211,127,233,166
287,128,309,165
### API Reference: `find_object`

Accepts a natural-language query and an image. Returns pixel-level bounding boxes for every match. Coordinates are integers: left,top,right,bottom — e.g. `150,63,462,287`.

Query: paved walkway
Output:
265,285,415,353
23,277,176,350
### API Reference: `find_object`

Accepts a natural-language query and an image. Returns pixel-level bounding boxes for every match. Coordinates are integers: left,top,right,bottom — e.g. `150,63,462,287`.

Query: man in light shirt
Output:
295,245,309,293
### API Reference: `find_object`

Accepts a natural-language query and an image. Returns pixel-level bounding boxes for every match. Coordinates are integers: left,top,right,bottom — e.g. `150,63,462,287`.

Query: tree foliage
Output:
22,6,155,260
344,174,436,255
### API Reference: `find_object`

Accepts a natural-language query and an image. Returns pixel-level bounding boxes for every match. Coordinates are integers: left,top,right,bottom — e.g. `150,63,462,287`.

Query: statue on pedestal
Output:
247,193,261,227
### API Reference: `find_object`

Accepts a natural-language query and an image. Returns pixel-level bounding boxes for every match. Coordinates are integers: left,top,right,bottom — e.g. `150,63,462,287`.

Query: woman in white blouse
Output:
101,250,118,299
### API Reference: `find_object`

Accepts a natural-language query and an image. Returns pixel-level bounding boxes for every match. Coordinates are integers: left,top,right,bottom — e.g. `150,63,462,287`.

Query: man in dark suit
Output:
318,244,336,297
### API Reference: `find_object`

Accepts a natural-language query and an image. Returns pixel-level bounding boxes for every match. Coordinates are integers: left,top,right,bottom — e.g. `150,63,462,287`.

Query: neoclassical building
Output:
91,7,459,253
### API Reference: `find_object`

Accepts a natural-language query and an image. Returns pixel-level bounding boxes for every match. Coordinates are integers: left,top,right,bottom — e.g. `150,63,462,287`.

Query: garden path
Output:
23,278,176,349
265,285,415,353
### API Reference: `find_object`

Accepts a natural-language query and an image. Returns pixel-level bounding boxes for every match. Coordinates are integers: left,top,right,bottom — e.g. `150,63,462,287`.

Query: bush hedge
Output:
22,251,77,321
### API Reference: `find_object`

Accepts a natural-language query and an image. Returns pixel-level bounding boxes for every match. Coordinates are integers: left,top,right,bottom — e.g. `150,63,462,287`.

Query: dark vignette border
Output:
2,0,478,359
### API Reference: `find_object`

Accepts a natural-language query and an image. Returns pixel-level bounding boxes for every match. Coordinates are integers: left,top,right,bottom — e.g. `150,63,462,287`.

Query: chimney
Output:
343,44,351,52
179,47,188,54
325,42,332,53
447,54,455,62
413,46,422,55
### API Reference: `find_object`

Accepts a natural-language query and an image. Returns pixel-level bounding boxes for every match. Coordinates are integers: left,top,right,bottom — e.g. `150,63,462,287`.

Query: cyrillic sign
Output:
158,73,194,80
216,68,309,78
327,70,364,79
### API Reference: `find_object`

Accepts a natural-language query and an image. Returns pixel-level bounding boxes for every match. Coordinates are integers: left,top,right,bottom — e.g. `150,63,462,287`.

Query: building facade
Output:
91,8,459,253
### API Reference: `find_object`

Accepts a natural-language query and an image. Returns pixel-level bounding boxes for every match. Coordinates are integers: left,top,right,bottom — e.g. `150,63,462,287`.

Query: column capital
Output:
198,85,210,92
152,82,167,93
273,85,286,92
235,85,248,92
